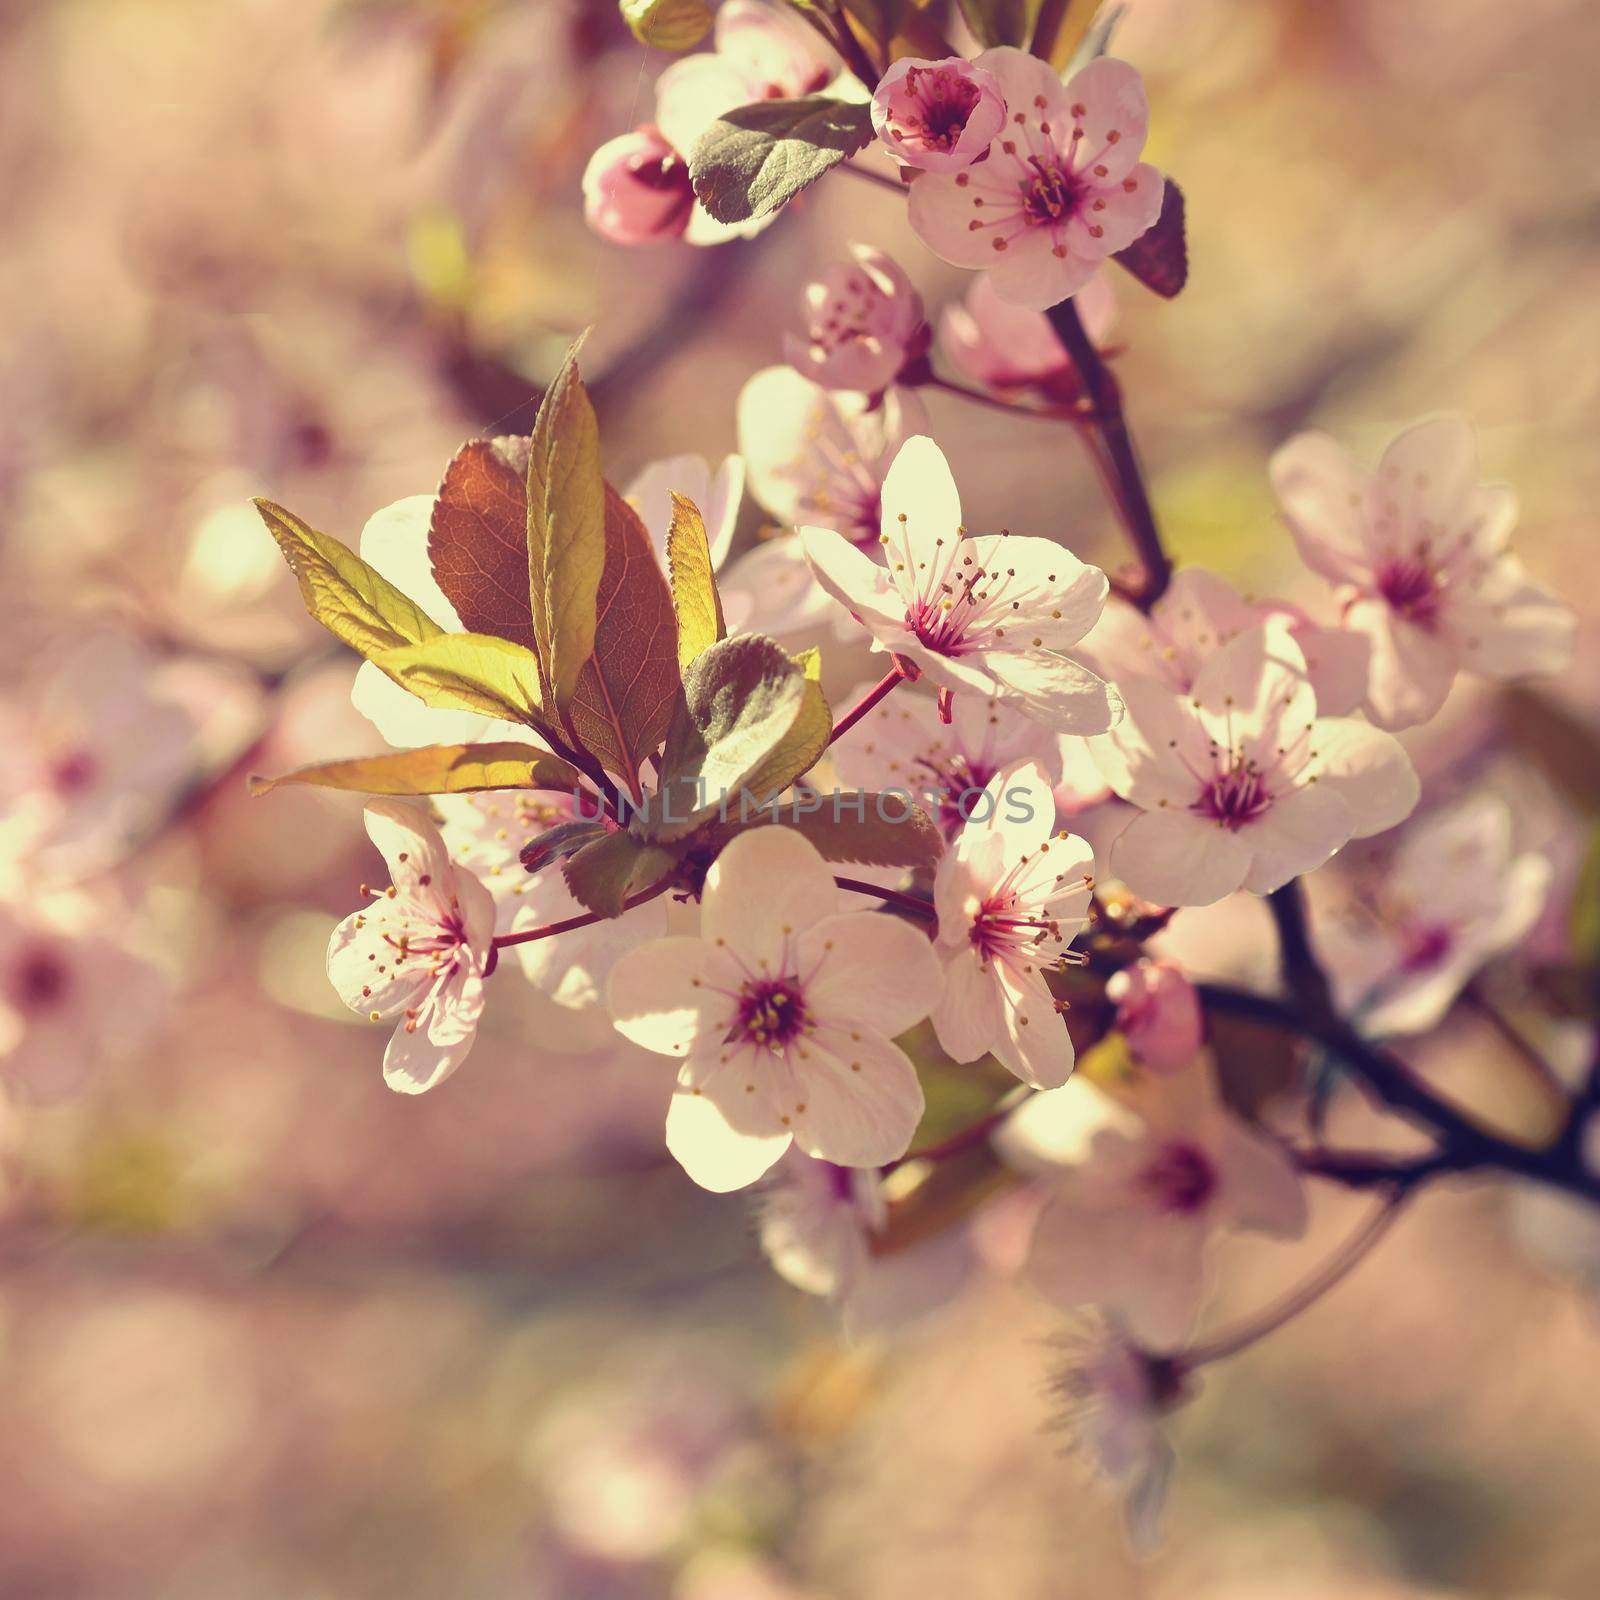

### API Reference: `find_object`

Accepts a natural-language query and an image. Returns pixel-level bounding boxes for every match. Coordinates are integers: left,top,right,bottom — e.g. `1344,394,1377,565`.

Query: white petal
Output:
985,650,1122,736
358,494,459,628
1109,809,1252,907
1312,718,1420,838
799,524,906,636
665,1086,791,1193
382,964,485,1095
1375,414,1477,536
879,435,962,552
1347,600,1457,729
605,936,720,1056
798,911,942,1038
1216,1118,1308,1238
930,945,1006,1063
789,1025,925,1168
1238,784,1353,894
1268,430,1375,586
363,800,455,909
991,965,1075,1089
1090,677,1209,811
701,826,841,966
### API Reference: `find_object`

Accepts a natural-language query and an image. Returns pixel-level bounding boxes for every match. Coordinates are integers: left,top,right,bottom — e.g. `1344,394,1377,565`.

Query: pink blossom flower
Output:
908,50,1165,309
870,56,1007,173
724,367,930,641
783,246,928,395
931,762,1095,1089
0,888,167,1104
1075,566,1371,716
1091,618,1420,906
326,801,496,1094
830,684,1063,839
1050,1315,1191,1552
606,828,941,1191
1107,958,1203,1073
1027,1061,1308,1347
1270,415,1575,729
581,125,695,246
939,270,1116,398
801,435,1120,734
1313,794,1552,1037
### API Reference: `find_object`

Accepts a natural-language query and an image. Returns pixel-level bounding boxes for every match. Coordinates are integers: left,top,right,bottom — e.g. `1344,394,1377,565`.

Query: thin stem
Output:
828,665,907,745
925,374,1072,421
1187,1191,1409,1365
834,876,935,922
491,878,674,951
838,161,906,195
1267,880,1336,1022
1046,296,1172,606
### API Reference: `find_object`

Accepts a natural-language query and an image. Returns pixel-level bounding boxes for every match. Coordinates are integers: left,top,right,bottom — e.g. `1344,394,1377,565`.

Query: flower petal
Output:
665,1084,791,1192
605,935,721,1056
930,945,1006,1063
1110,809,1252,907
1311,717,1420,838
702,826,842,967
789,1025,925,1167
797,911,943,1038
1238,784,1353,894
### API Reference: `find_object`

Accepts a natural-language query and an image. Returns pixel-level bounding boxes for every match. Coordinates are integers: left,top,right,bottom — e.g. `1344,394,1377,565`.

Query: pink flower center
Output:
914,752,996,838
1021,157,1084,226
1376,555,1441,624
731,977,811,1050
1141,1141,1216,1214
899,65,982,150
1400,921,1453,972
1192,761,1273,830
9,945,70,1013
50,749,99,795
901,549,1019,656
971,888,1061,963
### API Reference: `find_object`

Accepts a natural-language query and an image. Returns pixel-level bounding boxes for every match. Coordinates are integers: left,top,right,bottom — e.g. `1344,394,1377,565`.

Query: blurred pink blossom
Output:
1107,958,1204,1073
783,246,928,395
582,126,696,246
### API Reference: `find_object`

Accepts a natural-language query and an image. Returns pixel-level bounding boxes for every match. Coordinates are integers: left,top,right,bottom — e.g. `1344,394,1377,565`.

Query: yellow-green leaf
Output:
666,491,726,670
562,830,679,918
527,339,607,710
254,498,444,663
248,743,581,798
621,0,713,49
740,645,830,805
371,633,545,725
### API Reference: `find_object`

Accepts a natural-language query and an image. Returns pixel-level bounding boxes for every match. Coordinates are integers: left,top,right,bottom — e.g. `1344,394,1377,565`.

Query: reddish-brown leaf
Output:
1113,179,1187,299
563,486,680,793
428,437,537,650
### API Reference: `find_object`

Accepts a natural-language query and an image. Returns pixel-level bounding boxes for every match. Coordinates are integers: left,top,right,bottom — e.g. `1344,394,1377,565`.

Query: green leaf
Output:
562,830,679,918
739,791,945,869
666,492,725,670
254,498,444,665
1030,0,1100,68
955,0,1039,48
1113,179,1187,299
248,742,581,798
639,635,809,841
690,97,874,225
739,645,831,807
620,0,713,49
372,633,545,724
564,486,681,794
528,338,607,710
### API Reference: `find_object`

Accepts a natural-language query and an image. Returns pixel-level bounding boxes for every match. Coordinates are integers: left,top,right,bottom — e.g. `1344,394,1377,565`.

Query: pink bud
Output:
782,245,928,395
581,125,694,246
871,56,1007,173
1106,959,1203,1074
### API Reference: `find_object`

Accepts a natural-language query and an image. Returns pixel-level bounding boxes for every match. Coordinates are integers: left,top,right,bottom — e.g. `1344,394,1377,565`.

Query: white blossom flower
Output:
1313,794,1552,1037
606,827,941,1191
625,451,744,575
1027,1061,1307,1347
930,761,1094,1089
1270,415,1575,729
801,436,1119,733
326,800,496,1094
1075,566,1371,716
830,684,1062,838
1049,1315,1190,1553
1091,618,1420,906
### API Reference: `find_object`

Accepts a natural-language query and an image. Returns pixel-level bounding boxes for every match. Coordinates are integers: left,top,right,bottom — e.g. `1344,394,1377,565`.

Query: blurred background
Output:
2,0,1600,1594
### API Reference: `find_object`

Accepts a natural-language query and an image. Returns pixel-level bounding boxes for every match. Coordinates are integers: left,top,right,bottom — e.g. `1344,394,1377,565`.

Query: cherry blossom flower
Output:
800,435,1119,734
1027,1062,1308,1346
783,245,928,395
1312,794,1552,1037
0,889,167,1103
1270,415,1575,729
1091,618,1420,906
908,50,1165,309
1075,566,1371,716
930,762,1094,1089
1049,1315,1191,1552
1107,958,1203,1073
348,494,528,749
606,827,941,1192
581,125,695,245
939,270,1115,398
0,632,201,881
726,366,929,639
326,801,496,1094
870,56,1007,173
830,684,1062,839
756,1150,977,1333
